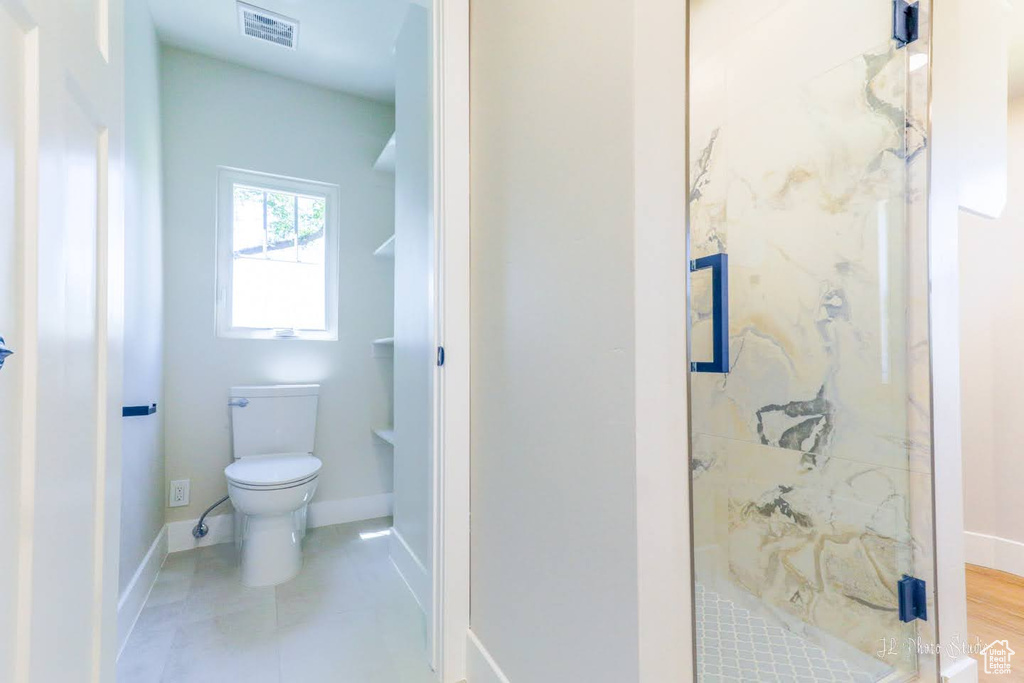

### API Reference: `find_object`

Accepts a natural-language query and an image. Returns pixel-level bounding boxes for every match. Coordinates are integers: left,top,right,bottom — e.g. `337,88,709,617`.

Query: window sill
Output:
217,328,338,342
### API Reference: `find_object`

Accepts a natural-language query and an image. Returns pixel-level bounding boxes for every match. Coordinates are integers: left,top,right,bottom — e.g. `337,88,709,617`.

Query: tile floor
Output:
695,584,891,683
117,517,436,683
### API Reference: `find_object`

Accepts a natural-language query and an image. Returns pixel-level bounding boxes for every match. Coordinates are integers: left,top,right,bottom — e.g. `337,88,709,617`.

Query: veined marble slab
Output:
693,435,921,673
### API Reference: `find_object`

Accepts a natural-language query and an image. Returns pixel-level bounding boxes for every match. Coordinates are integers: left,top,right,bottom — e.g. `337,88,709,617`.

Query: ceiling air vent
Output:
237,2,299,50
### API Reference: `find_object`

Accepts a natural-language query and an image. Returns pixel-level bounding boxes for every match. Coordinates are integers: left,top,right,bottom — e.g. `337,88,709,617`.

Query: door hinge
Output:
893,0,919,48
437,346,445,367
898,575,927,623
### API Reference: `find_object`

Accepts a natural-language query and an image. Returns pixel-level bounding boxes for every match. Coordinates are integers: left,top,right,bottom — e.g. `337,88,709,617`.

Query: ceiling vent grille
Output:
237,2,299,50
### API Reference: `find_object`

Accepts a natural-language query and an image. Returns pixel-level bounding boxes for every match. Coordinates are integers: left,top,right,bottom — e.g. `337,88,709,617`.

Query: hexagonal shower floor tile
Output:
695,583,895,683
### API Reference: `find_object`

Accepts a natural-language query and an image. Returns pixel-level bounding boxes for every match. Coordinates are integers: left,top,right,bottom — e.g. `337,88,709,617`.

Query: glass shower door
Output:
688,1,936,681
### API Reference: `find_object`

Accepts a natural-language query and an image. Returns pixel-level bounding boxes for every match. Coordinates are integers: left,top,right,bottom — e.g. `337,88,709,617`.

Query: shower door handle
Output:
690,253,729,373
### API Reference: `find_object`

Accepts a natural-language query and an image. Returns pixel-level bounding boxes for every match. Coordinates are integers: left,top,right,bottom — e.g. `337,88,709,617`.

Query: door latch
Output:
0,336,12,370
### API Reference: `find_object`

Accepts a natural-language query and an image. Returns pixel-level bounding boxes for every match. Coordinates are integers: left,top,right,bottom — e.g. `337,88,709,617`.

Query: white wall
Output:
160,47,396,528
960,96,1024,578
120,0,165,594
391,4,433,601
469,0,640,680
955,0,1009,219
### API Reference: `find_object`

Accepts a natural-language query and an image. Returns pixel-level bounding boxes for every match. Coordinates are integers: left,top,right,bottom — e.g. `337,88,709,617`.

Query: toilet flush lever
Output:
228,398,250,408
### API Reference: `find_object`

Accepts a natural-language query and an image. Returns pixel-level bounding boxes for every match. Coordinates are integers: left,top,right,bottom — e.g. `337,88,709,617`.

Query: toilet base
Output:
227,475,317,587
239,512,303,587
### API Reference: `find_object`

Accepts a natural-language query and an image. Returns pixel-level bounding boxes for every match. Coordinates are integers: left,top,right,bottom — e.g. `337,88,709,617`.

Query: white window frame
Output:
215,166,341,341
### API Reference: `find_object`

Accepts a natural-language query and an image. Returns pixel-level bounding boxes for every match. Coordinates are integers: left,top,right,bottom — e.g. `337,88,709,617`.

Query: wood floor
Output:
966,564,1024,681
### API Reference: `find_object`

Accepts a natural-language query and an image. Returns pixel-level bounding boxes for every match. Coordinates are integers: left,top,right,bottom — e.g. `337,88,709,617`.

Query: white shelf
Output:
374,234,395,258
372,427,395,445
374,132,396,173
372,336,394,358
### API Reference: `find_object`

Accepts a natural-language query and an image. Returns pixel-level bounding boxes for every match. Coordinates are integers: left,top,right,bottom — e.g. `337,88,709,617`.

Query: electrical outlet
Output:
169,479,190,508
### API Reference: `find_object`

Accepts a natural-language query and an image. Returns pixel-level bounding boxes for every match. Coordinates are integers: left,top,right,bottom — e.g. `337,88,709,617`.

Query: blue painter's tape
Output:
122,403,157,417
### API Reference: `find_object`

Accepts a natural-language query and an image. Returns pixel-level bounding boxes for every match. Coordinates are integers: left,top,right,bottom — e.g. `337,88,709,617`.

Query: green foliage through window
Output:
232,184,326,263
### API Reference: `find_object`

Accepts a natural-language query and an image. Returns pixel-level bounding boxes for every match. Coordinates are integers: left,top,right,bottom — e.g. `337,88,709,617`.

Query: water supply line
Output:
192,495,230,539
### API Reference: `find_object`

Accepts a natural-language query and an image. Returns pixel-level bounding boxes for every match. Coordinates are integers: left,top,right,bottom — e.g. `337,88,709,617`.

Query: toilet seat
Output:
225,452,322,490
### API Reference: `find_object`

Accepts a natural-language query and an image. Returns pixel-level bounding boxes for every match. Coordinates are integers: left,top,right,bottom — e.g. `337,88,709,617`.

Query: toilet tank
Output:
230,384,319,459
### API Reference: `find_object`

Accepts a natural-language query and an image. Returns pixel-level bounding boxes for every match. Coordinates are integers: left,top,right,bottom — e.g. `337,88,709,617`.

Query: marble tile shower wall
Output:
688,0,934,676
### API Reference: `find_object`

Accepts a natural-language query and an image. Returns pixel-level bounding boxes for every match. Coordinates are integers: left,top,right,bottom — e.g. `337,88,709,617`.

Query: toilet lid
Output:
225,453,322,487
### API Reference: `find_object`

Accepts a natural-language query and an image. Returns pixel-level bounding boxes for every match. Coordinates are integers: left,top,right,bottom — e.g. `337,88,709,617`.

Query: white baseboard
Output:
117,525,168,659
167,492,395,553
167,510,235,553
466,630,511,683
941,655,978,683
389,526,430,615
307,492,393,528
964,531,1024,578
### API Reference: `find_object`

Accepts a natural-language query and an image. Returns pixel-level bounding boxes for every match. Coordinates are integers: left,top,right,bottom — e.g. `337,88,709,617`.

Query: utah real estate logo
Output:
980,639,1015,675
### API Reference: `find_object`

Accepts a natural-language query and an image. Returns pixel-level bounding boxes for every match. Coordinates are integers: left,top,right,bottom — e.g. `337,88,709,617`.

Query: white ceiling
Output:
146,0,412,102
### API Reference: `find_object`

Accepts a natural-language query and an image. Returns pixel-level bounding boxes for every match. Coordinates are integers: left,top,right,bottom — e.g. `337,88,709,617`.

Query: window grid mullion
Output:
262,190,268,257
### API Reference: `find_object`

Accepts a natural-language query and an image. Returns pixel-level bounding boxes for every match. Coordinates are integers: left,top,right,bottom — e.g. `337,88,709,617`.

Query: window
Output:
216,168,340,340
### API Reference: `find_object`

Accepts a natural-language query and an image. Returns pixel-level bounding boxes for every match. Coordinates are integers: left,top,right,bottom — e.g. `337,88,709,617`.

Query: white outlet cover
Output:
169,479,190,508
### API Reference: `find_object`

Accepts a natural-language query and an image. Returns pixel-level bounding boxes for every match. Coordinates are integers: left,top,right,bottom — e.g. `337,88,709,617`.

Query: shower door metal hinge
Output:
893,0,920,48
437,346,445,367
898,575,927,623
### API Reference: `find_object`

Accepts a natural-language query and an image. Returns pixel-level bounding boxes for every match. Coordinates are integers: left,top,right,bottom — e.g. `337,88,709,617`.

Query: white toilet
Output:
225,384,322,587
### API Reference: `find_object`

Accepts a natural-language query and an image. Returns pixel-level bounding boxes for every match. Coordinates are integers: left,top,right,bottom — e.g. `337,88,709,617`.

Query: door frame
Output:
634,0,694,681
6,0,469,679
429,0,471,681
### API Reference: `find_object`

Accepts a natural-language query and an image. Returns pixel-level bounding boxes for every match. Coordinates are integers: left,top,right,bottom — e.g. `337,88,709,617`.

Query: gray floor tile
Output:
118,517,434,683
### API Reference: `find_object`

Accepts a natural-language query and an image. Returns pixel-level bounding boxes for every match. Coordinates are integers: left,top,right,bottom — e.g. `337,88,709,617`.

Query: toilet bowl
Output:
226,452,322,586
226,384,322,587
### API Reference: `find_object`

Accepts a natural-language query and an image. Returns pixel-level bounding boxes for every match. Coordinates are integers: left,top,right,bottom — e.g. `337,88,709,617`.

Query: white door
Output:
0,4,27,679
0,0,124,681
